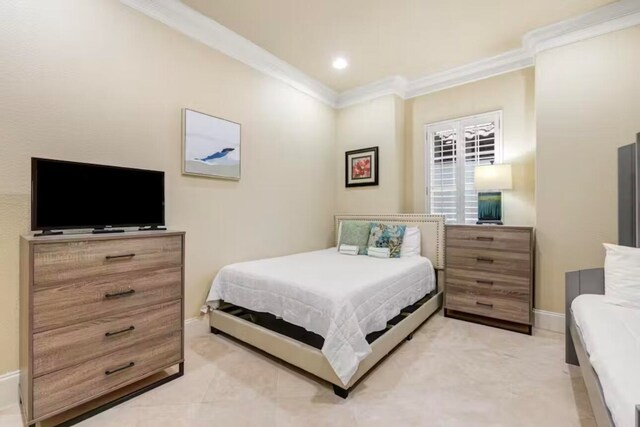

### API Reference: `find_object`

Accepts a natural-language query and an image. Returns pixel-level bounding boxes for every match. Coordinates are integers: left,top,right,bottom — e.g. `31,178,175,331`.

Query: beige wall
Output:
535,26,640,313
2,1,637,379
335,95,406,213
0,0,336,374
405,69,537,227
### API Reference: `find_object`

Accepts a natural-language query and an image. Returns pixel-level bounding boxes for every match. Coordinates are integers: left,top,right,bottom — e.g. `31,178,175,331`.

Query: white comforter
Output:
572,294,640,427
206,248,436,385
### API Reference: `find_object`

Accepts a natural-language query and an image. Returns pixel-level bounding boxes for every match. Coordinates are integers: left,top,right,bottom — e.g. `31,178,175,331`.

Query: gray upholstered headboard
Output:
334,214,445,270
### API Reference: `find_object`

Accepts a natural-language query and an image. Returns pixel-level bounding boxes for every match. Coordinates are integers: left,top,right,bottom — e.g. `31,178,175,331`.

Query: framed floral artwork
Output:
345,146,378,187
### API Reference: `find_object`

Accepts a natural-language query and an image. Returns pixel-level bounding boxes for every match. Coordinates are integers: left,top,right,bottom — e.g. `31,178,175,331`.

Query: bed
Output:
206,214,445,397
566,269,640,427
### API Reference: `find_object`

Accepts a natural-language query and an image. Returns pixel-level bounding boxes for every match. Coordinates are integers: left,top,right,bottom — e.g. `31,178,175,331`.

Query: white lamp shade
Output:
474,164,512,191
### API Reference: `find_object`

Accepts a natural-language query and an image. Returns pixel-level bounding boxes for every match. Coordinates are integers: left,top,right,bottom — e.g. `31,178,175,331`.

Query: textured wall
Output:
405,68,536,227
535,26,640,313
335,95,406,213
0,0,336,374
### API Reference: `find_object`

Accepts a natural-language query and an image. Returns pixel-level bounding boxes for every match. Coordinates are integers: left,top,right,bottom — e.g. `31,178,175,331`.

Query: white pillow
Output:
604,243,640,308
400,227,421,257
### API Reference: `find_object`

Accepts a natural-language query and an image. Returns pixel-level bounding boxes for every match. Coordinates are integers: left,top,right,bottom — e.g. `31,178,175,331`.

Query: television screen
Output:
32,158,165,231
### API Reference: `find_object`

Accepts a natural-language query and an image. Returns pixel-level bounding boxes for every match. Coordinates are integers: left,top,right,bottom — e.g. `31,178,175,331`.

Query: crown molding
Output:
121,0,640,110
120,0,338,107
336,76,408,109
340,0,640,107
404,48,533,100
523,0,640,54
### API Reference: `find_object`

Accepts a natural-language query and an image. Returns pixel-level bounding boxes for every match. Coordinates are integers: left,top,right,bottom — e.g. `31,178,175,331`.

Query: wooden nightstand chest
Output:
444,225,534,334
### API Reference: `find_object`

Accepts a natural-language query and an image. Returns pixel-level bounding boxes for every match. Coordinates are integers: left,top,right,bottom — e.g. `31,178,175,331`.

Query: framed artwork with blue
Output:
477,191,503,225
182,108,241,180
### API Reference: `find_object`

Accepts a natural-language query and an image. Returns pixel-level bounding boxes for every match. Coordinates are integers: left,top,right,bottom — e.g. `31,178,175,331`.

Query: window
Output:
426,111,502,224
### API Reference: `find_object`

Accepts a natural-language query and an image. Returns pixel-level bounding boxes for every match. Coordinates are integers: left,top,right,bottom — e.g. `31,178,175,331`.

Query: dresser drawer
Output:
33,267,182,331
446,247,530,277
33,331,182,419
446,284,530,324
33,236,182,287
446,226,531,252
446,268,530,300
33,300,182,377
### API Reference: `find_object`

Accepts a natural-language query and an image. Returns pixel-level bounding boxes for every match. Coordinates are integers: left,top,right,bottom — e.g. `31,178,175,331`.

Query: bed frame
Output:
566,268,640,427
209,214,445,398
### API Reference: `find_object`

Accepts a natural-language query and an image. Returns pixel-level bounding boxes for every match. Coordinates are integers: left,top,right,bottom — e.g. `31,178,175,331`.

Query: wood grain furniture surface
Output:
20,231,185,427
444,224,534,334
210,214,446,398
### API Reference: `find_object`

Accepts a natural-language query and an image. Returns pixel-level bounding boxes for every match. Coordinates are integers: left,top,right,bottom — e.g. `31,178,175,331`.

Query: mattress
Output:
571,294,640,427
206,248,436,385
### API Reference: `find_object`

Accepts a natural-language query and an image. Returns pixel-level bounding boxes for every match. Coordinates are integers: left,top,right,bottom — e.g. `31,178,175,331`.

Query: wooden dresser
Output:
19,231,185,426
444,225,534,334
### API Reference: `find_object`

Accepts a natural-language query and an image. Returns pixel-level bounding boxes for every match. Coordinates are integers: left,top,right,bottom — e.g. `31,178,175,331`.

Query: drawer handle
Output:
105,362,135,376
105,253,136,260
476,257,494,263
475,236,494,241
104,289,136,299
476,301,494,308
476,280,494,285
105,325,135,337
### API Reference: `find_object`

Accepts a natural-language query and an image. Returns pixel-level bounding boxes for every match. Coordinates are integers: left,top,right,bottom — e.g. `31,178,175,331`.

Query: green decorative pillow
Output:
338,221,371,255
366,223,407,258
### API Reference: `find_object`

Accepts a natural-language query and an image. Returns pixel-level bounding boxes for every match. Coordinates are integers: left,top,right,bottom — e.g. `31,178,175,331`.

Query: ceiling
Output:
182,0,614,92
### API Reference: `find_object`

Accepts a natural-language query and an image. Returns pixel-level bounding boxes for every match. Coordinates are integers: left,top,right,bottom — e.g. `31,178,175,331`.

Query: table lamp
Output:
474,163,512,225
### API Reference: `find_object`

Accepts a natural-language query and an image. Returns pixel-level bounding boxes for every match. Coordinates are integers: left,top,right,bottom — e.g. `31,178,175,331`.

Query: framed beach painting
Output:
345,146,378,187
182,108,241,180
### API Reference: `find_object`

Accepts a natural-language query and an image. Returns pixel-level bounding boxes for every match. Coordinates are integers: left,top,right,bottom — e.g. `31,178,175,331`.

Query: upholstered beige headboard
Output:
334,214,445,270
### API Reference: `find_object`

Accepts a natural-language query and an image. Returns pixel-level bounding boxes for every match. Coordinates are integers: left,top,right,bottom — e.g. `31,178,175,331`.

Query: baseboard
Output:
184,316,199,325
0,370,19,410
534,309,565,334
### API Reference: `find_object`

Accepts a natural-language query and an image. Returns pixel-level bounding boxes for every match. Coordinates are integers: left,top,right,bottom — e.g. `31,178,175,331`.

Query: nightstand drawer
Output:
446,247,530,277
446,269,530,300
446,226,531,252
446,284,530,324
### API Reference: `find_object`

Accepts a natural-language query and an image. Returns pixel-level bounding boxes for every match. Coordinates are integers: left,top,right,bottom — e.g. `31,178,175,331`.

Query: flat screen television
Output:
32,158,165,232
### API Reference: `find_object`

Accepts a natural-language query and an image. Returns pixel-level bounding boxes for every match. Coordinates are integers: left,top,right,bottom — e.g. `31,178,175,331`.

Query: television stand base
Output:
138,226,167,231
34,230,64,237
92,228,125,234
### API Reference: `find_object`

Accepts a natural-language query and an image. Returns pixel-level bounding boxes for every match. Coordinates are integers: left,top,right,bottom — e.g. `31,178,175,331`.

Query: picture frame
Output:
182,108,241,180
477,191,503,225
345,147,379,188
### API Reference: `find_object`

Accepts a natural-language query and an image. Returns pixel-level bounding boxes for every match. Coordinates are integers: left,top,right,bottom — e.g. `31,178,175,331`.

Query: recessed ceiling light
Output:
332,57,348,70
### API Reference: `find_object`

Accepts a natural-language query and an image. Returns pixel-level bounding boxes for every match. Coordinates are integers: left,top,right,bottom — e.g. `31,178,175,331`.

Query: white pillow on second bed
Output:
604,243,640,309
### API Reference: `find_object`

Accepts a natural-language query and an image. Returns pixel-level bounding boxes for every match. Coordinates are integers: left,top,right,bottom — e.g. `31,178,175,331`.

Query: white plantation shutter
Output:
429,127,458,223
426,112,501,224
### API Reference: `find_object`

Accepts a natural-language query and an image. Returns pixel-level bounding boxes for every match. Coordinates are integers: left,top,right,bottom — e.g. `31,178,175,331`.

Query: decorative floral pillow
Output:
366,223,407,258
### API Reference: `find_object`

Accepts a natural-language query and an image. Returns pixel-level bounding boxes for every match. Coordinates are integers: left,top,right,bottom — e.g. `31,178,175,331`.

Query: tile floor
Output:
0,311,595,426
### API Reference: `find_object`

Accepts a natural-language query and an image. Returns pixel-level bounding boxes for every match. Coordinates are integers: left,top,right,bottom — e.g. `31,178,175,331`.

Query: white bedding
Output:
572,294,640,427
206,248,436,385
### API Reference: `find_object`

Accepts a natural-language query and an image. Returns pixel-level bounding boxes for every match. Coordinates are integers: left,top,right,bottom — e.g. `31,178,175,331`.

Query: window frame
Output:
424,110,503,224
